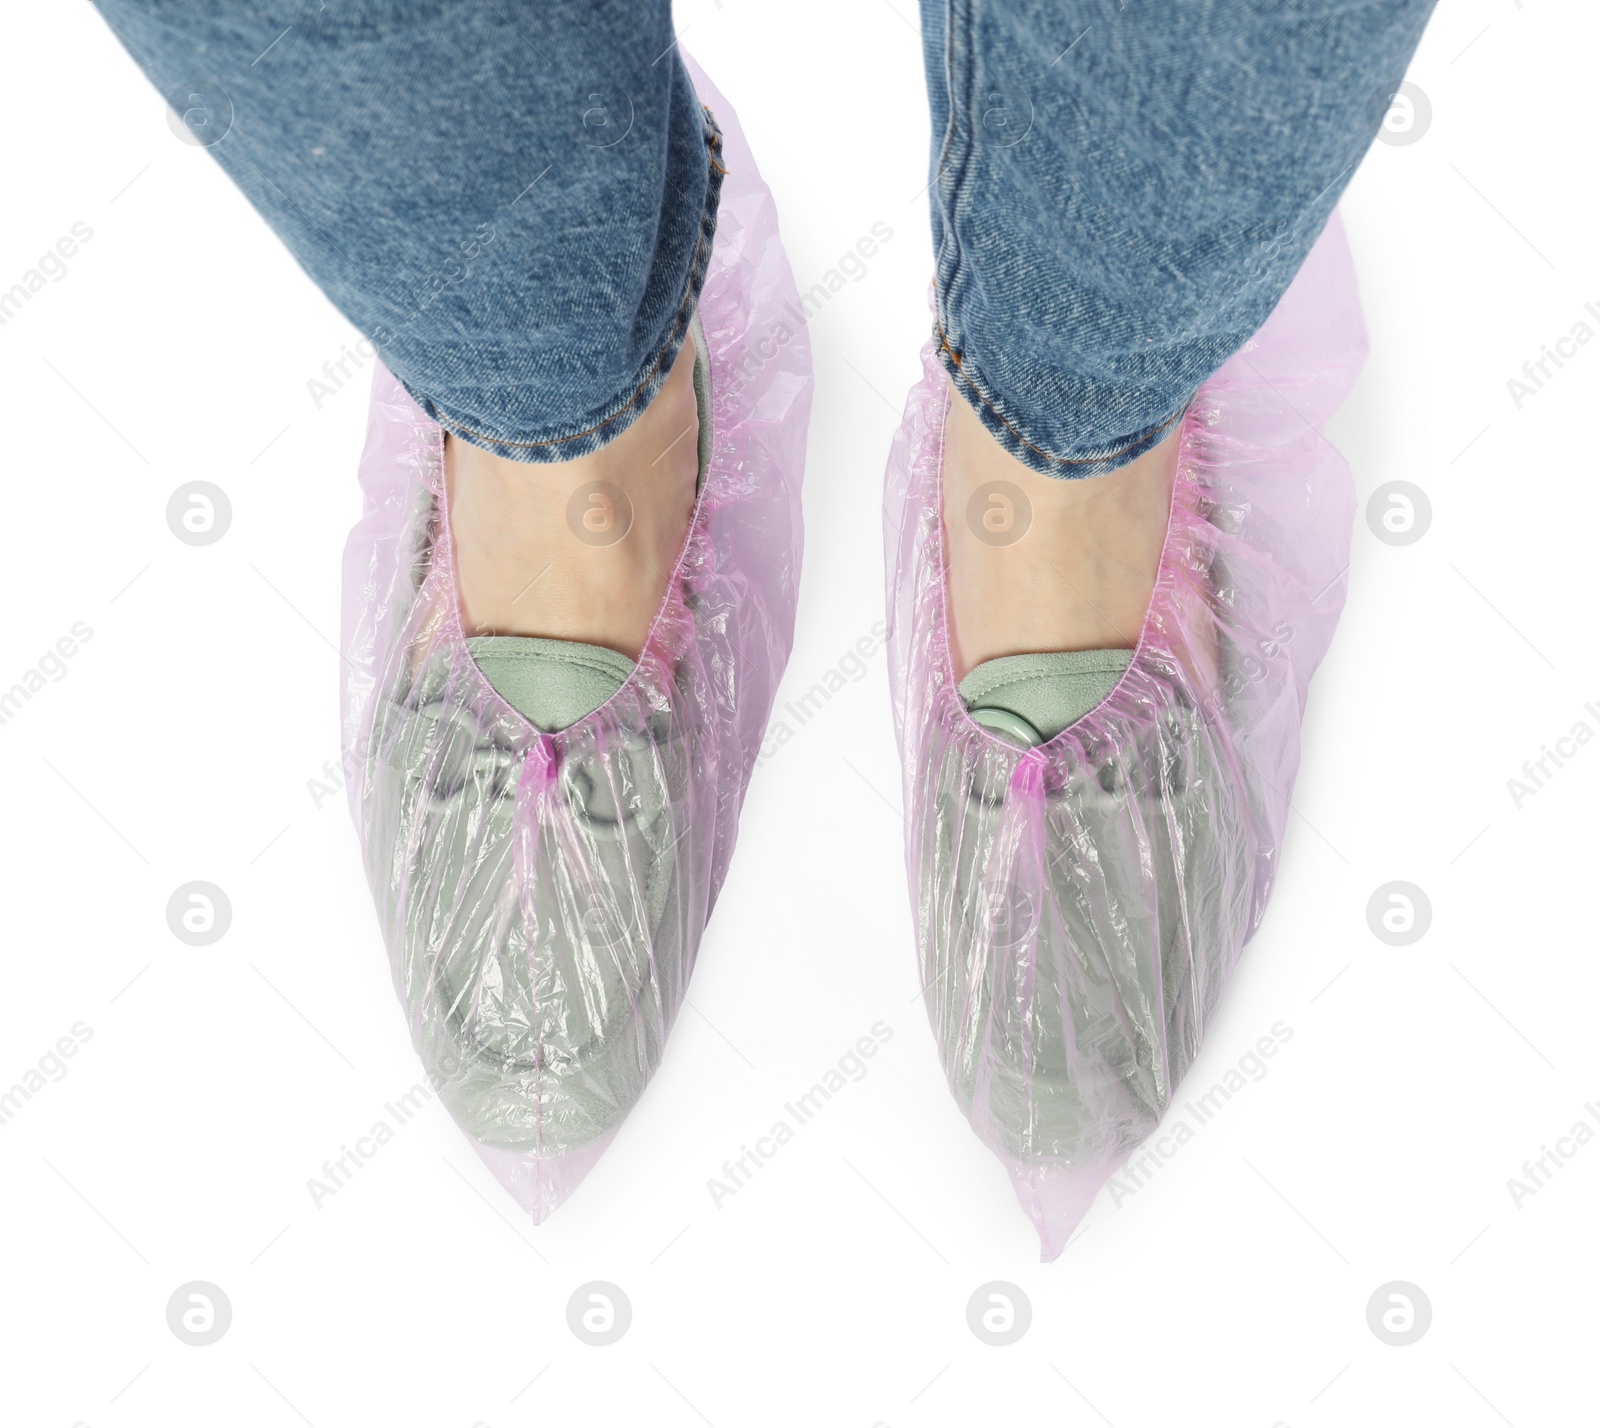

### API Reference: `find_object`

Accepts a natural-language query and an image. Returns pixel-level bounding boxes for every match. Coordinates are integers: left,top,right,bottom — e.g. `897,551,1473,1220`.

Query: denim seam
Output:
931,0,975,381
422,106,724,454
930,0,1187,475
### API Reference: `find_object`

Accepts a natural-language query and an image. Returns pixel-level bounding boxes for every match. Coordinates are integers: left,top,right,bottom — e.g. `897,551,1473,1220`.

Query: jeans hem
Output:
934,315,1191,479
407,103,726,463
928,0,1186,481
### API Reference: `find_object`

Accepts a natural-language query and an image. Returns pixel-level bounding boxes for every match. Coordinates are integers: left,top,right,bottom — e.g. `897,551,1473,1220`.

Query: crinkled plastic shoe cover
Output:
339,58,810,1221
884,217,1365,1258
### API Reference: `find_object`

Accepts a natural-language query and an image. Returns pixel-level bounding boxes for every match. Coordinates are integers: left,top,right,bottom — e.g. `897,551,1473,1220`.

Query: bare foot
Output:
444,332,701,659
941,377,1180,682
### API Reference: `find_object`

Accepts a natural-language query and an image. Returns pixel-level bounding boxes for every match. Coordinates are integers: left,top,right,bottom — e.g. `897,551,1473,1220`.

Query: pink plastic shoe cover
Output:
337,54,812,1222
883,214,1366,1258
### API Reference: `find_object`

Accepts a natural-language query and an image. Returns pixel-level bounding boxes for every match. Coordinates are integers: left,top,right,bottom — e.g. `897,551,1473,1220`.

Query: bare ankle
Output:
941,379,1178,679
442,334,701,653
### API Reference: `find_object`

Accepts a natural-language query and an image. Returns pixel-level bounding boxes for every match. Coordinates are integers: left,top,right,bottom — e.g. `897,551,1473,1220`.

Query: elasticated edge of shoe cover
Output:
958,649,1134,746
469,310,712,733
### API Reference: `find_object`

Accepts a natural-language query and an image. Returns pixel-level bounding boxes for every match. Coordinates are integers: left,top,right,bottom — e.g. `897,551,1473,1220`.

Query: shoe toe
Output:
370,655,688,1155
923,679,1252,1166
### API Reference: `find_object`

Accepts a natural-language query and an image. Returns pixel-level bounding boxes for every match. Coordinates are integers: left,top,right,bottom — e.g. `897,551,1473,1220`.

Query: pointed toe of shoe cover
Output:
883,216,1367,1256
337,54,811,1207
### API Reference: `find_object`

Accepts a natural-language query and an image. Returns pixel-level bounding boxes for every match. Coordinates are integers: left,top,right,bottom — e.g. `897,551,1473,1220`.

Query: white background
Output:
2,2,1595,1425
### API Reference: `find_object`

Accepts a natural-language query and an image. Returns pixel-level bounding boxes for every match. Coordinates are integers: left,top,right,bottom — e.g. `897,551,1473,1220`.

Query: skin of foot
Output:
442,331,701,660
941,376,1181,683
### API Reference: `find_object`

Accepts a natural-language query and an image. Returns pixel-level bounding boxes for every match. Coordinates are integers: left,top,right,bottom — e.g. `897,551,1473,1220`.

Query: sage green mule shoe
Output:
959,649,1133,747
466,637,636,733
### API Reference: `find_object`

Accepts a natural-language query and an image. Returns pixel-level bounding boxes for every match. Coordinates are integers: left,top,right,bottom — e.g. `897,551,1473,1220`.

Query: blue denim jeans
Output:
93,0,1432,476
924,0,1435,474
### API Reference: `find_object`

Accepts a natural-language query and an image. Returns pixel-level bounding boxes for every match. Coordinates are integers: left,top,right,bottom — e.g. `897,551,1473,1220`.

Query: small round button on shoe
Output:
967,705,1045,748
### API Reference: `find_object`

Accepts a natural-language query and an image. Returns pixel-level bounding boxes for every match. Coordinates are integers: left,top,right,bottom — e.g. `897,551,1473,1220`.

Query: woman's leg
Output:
92,0,721,461
924,0,1435,476
921,0,1437,681
91,1,721,656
